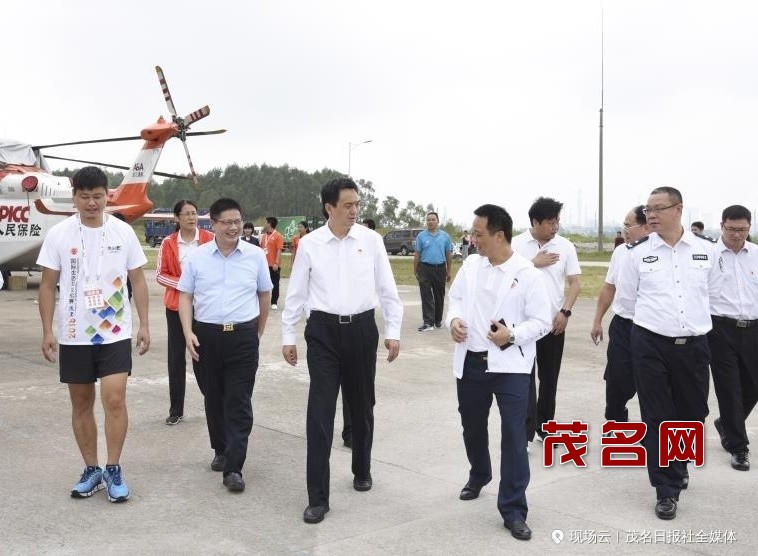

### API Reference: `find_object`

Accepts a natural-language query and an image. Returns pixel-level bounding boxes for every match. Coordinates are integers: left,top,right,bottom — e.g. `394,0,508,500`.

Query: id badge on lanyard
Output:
83,283,105,309
78,215,107,309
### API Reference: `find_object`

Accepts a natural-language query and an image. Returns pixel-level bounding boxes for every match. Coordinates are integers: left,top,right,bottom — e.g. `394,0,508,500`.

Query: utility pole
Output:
597,9,605,252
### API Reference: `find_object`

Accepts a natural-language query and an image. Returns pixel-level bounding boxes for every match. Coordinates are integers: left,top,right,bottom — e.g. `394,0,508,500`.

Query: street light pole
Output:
348,139,372,177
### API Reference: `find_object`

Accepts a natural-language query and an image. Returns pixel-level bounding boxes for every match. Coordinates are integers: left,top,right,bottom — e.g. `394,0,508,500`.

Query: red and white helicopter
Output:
0,66,224,279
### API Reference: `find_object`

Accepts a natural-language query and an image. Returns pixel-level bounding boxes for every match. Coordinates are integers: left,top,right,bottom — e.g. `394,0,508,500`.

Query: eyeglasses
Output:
642,203,679,216
623,223,642,229
722,225,750,233
216,219,242,227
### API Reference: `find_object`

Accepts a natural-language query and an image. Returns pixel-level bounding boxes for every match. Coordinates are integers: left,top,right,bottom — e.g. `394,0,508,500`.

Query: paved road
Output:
0,273,753,554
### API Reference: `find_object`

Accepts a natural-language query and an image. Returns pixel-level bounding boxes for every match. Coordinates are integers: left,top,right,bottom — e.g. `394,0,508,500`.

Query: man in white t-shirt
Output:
37,166,150,503
511,197,581,444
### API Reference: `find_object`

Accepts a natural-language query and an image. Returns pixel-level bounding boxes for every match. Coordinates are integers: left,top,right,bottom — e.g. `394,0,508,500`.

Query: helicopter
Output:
0,66,225,282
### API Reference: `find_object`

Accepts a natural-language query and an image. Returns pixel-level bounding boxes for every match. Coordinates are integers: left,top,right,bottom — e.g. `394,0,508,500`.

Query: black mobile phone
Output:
490,318,506,332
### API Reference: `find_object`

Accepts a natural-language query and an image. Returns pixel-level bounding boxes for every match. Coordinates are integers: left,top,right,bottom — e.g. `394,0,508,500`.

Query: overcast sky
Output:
3,0,757,231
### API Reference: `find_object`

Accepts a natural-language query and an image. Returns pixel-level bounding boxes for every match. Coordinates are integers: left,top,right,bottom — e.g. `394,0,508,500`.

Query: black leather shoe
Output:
223,472,245,492
211,454,226,472
504,520,532,540
655,497,677,520
354,476,372,491
303,505,329,524
714,418,729,452
459,480,487,500
731,451,750,471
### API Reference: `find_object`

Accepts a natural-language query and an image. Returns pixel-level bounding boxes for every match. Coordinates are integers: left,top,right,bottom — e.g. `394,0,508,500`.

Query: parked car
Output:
383,228,424,255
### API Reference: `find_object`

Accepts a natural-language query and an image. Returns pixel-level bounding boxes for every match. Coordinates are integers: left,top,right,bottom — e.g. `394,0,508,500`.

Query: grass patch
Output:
142,250,608,298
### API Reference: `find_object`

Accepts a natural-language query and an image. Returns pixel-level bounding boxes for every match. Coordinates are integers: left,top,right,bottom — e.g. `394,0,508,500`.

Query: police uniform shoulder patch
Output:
626,235,650,249
693,232,716,243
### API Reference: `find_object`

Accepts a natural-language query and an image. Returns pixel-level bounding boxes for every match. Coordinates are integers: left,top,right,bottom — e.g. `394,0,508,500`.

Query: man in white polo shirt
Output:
511,197,581,445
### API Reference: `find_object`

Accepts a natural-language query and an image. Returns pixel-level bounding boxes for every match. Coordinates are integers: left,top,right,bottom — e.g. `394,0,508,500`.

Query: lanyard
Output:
77,214,107,282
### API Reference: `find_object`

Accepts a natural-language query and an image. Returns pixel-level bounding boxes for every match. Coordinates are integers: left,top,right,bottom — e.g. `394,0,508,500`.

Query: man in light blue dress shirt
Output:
178,198,272,493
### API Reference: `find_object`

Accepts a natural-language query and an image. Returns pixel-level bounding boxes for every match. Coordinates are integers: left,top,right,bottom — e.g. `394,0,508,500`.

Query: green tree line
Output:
53,164,441,229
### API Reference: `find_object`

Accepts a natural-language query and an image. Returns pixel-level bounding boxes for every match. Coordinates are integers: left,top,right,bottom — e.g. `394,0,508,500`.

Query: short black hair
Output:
299,220,310,233
426,211,439,220
633,205,647,226
473,204,513,243
209,198,242,221
321,177,359,219
362,218,376,230
690,221,704,232
650,186,683,204
265,216,278,229
72,166,108,191
528,197,562,225
243,222,254,231
722,205,751,224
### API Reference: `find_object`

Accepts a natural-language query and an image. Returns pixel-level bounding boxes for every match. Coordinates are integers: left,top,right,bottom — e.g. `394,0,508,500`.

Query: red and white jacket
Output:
156,228,215,311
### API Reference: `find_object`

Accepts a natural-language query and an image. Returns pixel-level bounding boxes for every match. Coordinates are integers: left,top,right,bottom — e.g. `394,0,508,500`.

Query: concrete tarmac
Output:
0,271,755,555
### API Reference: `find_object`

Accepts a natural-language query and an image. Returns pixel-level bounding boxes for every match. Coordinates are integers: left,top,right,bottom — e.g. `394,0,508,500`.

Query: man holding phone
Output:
446,204,551,541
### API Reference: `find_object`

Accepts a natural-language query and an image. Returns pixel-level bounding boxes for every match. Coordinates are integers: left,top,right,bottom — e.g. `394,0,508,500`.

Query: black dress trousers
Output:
526,331,565,440
604,315,637,423
418,262,447,326
193,321,259,475
708,317,758,453
631,325,709,499
166,308,198,418
304,310,379,507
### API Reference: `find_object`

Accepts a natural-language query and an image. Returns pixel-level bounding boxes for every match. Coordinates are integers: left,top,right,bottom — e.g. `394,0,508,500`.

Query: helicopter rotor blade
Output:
180,141,200,188
32,129,225,150
185,106,210,126
33,136,142,149
43,155,190,180
155,65,178,118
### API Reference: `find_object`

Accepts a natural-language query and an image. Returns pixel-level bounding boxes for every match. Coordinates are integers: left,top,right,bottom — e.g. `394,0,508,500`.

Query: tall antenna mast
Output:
597,8,605,252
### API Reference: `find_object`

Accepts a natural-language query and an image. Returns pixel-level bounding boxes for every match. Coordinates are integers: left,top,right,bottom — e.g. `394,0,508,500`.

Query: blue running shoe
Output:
103,464,130,502
71,466,104,498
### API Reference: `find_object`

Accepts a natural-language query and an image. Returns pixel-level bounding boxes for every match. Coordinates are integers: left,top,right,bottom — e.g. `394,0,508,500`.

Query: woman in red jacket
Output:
156,200,215,425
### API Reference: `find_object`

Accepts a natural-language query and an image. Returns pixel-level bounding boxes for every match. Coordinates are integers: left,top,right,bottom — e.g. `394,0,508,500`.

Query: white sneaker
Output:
271,304,278,311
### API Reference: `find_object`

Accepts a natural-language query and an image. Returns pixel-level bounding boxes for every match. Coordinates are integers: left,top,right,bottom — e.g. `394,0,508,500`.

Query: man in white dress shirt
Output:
619,186,715,520
591,206,648,424
511,197,581,444
447,204,551,541
708,204,757,472
282,177,404,524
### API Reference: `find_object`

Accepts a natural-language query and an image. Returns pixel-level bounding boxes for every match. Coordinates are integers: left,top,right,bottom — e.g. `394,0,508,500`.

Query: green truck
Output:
277,215,326,247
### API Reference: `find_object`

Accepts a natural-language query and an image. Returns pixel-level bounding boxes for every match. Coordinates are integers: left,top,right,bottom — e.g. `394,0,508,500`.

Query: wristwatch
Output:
560,308,572,317
508,330,516,344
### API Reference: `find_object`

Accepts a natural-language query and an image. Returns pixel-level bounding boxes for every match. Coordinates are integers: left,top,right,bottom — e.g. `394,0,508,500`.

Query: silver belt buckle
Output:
674,338,687,345
223,323,234,332
338,314,352,324
736,320,748,328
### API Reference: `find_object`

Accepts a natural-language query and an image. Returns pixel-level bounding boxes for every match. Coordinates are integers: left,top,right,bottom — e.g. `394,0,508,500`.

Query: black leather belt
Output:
421,262,446,267
466,350,488,361
638,326,698,345
194,319,257,332
712,315,758,329
309,309,374,325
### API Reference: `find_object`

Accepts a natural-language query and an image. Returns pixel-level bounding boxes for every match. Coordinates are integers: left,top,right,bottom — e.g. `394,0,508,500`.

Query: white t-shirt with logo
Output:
37,215,147,345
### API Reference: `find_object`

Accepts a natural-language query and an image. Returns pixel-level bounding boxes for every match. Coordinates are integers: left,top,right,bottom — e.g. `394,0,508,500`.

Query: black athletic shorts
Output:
59,339,132,384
